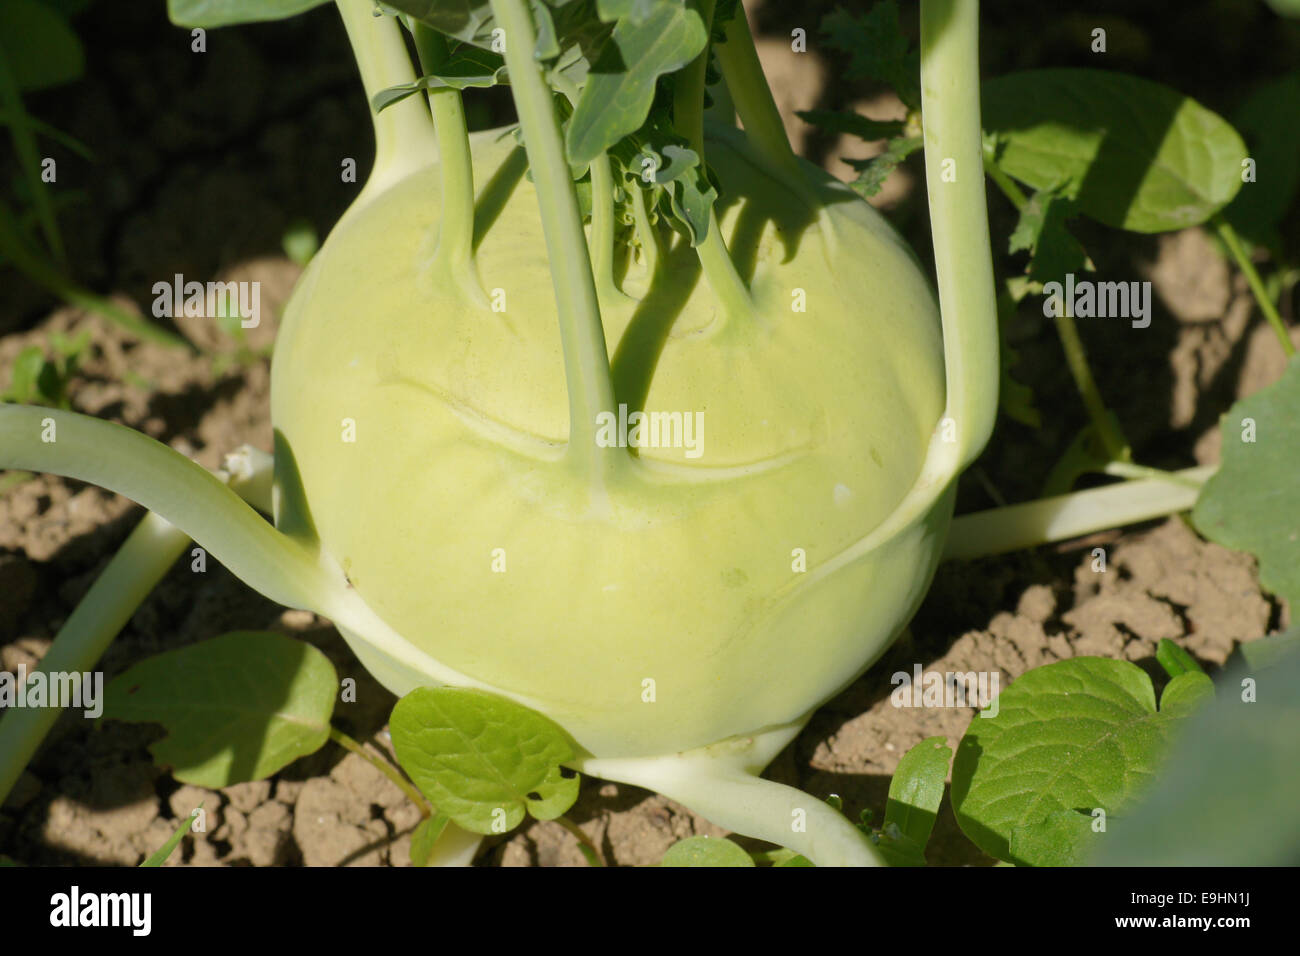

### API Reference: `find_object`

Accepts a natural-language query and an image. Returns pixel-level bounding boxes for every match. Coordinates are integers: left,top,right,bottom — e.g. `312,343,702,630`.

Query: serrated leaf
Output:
982,69,1247,233
951,657,1212,865
660,836,754,867
845,135,921,199
1007,809,1099,867
884,736,950,855
102,632,337,788
167,0,327,28
1089,647,1300,865
389,687,579,835
566,1,707,165
409,813,449,867
819,2,920,109
1006,185,1089,284
1192,357,1300,608
797,108,905,143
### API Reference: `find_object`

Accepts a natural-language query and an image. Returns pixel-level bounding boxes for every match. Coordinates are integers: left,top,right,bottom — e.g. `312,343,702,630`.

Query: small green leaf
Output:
566,1,707,165
103,632,337,787
167,0,328,28
952,657,1212,865
281,218,319,267
3,347,46,404
409,813,449,867
660,836,755,867
141,805,204,867
1192,357,1300,608
0,0,85,91
884,736,951,856
1006,185,1089,284
389,687,579,835
844,136,921,199
796,109,905,143
1155,638,1204,679
819,2,920,109
982,69,1248,233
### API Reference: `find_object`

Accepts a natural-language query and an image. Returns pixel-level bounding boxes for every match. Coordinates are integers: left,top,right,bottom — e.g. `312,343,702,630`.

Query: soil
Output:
0,1,1293,866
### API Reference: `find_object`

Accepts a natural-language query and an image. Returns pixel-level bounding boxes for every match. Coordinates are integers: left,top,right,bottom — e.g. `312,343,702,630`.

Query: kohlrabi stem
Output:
329,725,434,817
412,24,481,301
335,1,438,199
0,405,335,612
713,5,801,183
579,725,885,866
1051,302,1130,462
1213,215,1296,357
0,445,272,807
630,184,661,278
489,0,621,485
677,0,753,321
587,153,628,303
0,511,186,805
943,465,1215,560
919,0,999,472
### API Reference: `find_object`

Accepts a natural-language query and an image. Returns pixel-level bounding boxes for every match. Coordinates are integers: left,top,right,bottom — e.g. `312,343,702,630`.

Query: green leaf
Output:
1007,809,1099,867
1155,638,1204,679
166,0,328,28
883,736,950,856
951,657,1212,865
1192,357,1300,608
1089,646,1300,865
3,346,46,404
409,813,449,867
141,805,203,867
1223,72,1300,249
1006,185,1089,284
102,631,337,788
389,687,580,835
0,0,85,91
660,836,755,867
819,2,920,110
796,109,905,143
982,69,1248,233
1239,628,1300,671
566,0,707,165
281,218,319,267
844,135,921,199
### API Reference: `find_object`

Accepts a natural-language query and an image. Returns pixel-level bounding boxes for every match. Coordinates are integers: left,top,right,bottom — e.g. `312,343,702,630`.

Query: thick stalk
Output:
677,0,753,321
1214,216,1295,357
587,152,628,302
943,465,1215,560
412,24,483,302
489,0,621,486
0,446,271,806
919,0,999,472
335,1,438,200
713,5,801,182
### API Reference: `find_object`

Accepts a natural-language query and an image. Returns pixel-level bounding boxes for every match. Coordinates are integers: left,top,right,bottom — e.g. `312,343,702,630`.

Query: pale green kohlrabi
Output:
0,0,997,866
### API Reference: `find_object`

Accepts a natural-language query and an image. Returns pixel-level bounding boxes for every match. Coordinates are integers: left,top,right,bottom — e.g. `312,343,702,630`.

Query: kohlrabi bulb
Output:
271,123,949,760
